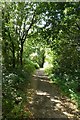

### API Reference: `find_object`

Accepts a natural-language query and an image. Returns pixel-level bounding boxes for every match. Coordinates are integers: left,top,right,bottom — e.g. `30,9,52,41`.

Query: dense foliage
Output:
40,2,80,108
2,2,80,119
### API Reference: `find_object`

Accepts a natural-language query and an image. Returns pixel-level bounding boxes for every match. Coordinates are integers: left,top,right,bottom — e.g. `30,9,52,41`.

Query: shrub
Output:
2,64,34,119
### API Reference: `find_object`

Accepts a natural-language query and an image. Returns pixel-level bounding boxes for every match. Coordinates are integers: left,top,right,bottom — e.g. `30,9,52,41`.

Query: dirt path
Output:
25,68,80,119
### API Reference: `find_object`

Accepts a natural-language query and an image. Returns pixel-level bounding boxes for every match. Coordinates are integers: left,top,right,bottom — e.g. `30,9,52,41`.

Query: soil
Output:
25,68,80,120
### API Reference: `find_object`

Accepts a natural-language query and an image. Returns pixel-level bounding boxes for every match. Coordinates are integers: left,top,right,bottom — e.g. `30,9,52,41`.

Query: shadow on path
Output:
26,68,80,119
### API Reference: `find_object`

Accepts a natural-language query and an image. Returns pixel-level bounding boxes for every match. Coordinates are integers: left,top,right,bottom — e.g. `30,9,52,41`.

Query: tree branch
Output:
76,22,80,30
21,12,35,44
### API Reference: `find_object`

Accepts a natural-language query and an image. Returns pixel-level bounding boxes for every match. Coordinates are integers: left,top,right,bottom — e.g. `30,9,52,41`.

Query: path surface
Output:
25,68,80,119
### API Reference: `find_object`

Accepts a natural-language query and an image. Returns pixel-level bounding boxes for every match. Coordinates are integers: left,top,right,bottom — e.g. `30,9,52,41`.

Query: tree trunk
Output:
41,50,45,68
41,54,45,68
12,44,15,68
17,44,20,67
4,42,9,68
20,41,23,66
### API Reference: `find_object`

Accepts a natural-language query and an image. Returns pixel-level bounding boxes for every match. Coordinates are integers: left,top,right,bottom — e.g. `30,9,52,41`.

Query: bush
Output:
49,71,80,109
2,64,33,119
33,62,40,69
23,60,36,75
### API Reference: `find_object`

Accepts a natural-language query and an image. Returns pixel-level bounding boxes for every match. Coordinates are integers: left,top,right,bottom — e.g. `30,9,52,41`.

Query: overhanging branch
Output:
76,22,80,30
21,12,35,44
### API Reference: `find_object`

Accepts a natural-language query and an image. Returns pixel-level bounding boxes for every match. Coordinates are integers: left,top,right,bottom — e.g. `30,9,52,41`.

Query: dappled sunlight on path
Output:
25,68,80,119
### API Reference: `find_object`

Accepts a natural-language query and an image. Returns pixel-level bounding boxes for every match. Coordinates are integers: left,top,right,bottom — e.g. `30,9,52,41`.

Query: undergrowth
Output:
50,73,80,109
2,64,36,120
45,68,80,109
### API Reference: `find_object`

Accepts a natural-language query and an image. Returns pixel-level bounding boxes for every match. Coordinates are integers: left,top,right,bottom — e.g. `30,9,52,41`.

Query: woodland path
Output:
25,68,80,120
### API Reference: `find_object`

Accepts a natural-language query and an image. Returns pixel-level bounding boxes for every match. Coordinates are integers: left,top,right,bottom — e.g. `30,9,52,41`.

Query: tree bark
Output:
12,44,15,68
20,41,23,66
